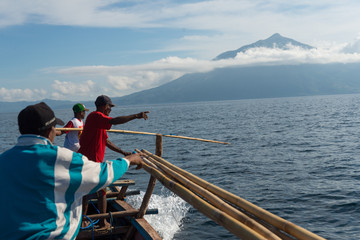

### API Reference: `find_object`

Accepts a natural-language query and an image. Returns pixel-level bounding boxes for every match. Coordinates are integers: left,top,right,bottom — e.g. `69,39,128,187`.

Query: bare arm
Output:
106,139,132,156
125,153,143,170
109,111,149,125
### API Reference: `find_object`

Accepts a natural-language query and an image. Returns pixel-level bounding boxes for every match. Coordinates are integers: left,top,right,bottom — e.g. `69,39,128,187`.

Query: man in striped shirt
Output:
0,102,143,240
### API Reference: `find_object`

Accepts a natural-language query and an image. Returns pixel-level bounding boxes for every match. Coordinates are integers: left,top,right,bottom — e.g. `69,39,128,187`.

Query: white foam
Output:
126,187,190,240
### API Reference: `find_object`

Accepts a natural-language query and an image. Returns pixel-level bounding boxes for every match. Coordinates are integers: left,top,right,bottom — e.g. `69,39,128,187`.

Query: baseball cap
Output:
95,95,115,107
18,102,64,134
73,103,89,113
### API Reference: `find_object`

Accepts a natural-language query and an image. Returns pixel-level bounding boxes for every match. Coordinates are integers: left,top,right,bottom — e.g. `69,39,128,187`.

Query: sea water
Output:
1,94,360,240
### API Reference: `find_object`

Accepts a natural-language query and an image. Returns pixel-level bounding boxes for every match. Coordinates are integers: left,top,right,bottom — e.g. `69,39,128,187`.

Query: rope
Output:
81,215,95,240
109,211,114,240
80,200,100,230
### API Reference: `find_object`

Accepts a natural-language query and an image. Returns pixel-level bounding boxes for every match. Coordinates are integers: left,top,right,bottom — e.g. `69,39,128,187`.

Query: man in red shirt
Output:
78,95,149,228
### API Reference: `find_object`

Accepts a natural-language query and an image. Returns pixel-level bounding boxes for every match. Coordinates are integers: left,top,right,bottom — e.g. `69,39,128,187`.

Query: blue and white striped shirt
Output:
0,135,130,239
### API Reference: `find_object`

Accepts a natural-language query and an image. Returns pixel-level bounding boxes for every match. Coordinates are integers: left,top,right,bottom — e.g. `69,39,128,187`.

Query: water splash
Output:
126,187,190,240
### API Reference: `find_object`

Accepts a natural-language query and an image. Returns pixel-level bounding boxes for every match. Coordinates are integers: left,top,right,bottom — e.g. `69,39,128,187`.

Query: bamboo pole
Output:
144,154,281,240
141,150,326,240
141,160,267,240
136,135,162,218
155,134,163,157
136,176,156,219
55,128,230,145
141,151,294,240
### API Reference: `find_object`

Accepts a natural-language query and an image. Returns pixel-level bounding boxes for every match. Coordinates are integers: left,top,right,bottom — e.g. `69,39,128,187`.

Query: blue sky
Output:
1,0,360,102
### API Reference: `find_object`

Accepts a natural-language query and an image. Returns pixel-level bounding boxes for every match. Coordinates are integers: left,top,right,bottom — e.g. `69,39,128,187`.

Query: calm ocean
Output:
1,94,360,240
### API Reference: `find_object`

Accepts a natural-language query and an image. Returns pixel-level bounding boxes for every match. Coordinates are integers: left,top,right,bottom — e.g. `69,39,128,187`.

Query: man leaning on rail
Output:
0,102,143,240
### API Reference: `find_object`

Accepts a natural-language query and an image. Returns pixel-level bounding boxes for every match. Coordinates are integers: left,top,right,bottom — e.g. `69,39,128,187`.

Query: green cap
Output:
72,103,89,113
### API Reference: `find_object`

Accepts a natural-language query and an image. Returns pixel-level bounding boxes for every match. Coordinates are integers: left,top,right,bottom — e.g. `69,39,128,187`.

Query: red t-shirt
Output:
78,111,112,163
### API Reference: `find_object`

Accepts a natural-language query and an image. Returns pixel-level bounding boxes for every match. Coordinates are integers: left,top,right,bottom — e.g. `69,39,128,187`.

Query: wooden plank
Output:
131,218,162,240
110,179,135,186
106,190,140,199
117,186,129,200
111,200,162,240
76,225,129,239
113,199,134,211
85,209,139,220
107,179,135,200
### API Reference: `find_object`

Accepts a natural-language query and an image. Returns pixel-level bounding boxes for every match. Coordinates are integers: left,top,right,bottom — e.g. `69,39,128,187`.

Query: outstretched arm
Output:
106,139,132,156
109,111,149,125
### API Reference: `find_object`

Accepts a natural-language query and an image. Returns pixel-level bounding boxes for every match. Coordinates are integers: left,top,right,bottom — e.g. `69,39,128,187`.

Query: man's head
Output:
72,103,89,119
95,95,114,116
18,102,64,142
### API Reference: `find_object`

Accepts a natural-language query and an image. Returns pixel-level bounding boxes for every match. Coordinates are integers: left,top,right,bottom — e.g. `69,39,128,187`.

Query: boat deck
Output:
76,179,161,240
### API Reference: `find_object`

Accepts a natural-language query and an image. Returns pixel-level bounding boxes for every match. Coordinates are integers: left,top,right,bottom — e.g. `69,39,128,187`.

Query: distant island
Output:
213,33,314,60
2,33,360,113
111,62,360,106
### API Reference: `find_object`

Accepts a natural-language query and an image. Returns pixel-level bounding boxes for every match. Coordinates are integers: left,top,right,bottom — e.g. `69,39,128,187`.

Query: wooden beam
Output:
85,209,139,220
112,200,162,240
76,226,129,239
109,179,135,187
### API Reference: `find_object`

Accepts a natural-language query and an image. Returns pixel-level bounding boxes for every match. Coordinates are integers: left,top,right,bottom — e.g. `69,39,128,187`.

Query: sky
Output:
1,0,360,102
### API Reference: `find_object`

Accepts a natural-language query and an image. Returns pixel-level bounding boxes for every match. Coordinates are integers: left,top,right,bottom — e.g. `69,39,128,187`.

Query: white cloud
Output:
1,1,360,42
50,79,96,99
1,0,360,62
231,45,360,65
52,56,215,94
49,57,208,97
0,87,47,101
342,38,360,54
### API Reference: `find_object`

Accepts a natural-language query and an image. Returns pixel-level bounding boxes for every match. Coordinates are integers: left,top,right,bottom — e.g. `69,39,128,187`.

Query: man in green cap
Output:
60,103,89,152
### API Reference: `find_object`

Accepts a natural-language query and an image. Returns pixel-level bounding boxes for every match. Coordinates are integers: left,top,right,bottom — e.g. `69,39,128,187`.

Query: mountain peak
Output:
213,33,314,60
268,33,282,39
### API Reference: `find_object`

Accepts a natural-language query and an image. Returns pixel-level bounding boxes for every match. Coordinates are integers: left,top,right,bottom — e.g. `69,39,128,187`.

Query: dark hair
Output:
95,95,115,107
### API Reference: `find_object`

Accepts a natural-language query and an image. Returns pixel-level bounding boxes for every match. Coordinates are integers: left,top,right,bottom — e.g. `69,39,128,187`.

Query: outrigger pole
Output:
56,128,230,145
139,148,326,240
56,128,324,239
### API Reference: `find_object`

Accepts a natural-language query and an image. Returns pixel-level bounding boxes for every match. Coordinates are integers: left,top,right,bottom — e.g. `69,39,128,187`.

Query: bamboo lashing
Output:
140,157,266,240
55,128,230,145
140,149,326,240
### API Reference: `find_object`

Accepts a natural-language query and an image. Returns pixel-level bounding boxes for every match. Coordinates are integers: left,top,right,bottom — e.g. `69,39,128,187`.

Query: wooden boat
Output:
76,179,161,240
57,128,326,240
